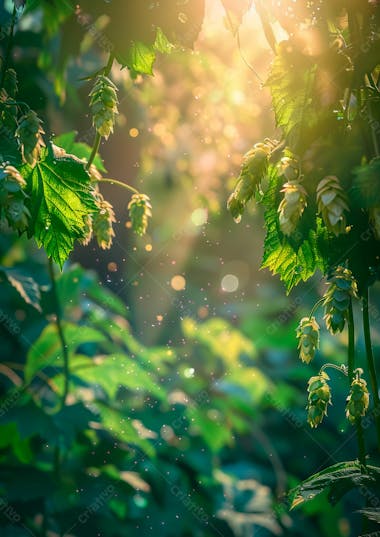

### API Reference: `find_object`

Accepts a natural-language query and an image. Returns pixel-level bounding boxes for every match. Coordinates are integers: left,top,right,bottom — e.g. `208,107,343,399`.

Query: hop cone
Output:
307,371,332,428
227,142,271,223
89,75,118,139
0,166,26,193
346,370,369,424
317,175,349,236
15,110,45,166
80,214,93,246
278,180,307,236
323,266,358,334
296,316,320,364
128,193,152,236
92,193,116,249
369,207,380,240
6,198,30,231
281,156,299,181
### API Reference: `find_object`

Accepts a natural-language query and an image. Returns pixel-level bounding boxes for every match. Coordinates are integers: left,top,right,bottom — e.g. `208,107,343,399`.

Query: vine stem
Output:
309,298,325,320
0,5,17,89
48,258,69,409
362,288,380,451
98,178,139,195
320,363,348,376
86,132,101,171
348,300,367,467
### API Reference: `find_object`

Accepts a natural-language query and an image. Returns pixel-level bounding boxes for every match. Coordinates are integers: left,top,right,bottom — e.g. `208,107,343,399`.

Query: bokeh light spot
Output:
221,274,239,292
171,275,186,291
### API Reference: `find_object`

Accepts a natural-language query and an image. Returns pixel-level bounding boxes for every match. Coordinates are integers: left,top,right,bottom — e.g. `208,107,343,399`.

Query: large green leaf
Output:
72,353,164,401
25,322,107,382
289,461,380,510
266,43,318,152
261,167,322,292
117,40,156,75
22,149,97,268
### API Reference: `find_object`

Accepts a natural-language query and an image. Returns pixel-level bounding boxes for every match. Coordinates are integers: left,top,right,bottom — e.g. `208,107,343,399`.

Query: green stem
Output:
309,298,325,320
320,363,348,376
348,300,367,466
48,258,69,409
0,5,17,89
86,132,101,171
362,288,380,451
98,178,139,195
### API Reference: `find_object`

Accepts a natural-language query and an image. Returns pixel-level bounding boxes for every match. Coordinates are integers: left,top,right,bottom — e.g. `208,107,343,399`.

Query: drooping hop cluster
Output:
15,110,45,166
345,369,369,424
92,192,116,249
0,165,30,230
369,207,380,240
323,266,358,334
296,317,320,364
317,175,349,236
89,75,119,140
227,141,272,223
307,371,332,428
127,193,152,236
278,180,307,236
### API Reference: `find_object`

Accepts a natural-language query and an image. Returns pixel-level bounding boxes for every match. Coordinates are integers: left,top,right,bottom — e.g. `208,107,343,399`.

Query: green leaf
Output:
266,43,318,152
154,27,174,54
53,131,106,172
0,265,41,311
261,167,322,292
117,41,156,75
22,149,97,268
25,322,107,382
96,402,156,458
57,264,127,317
72,353,164,401
289,461,380,510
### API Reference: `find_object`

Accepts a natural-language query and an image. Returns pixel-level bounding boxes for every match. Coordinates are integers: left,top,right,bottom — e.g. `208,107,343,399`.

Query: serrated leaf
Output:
266,44,318,152
22,149,97,268
0,266,41,311
117,41,156,75
261,168,322,292
289,461,380,510
53,131,106,172
25,322,107,382
154,27,174,54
